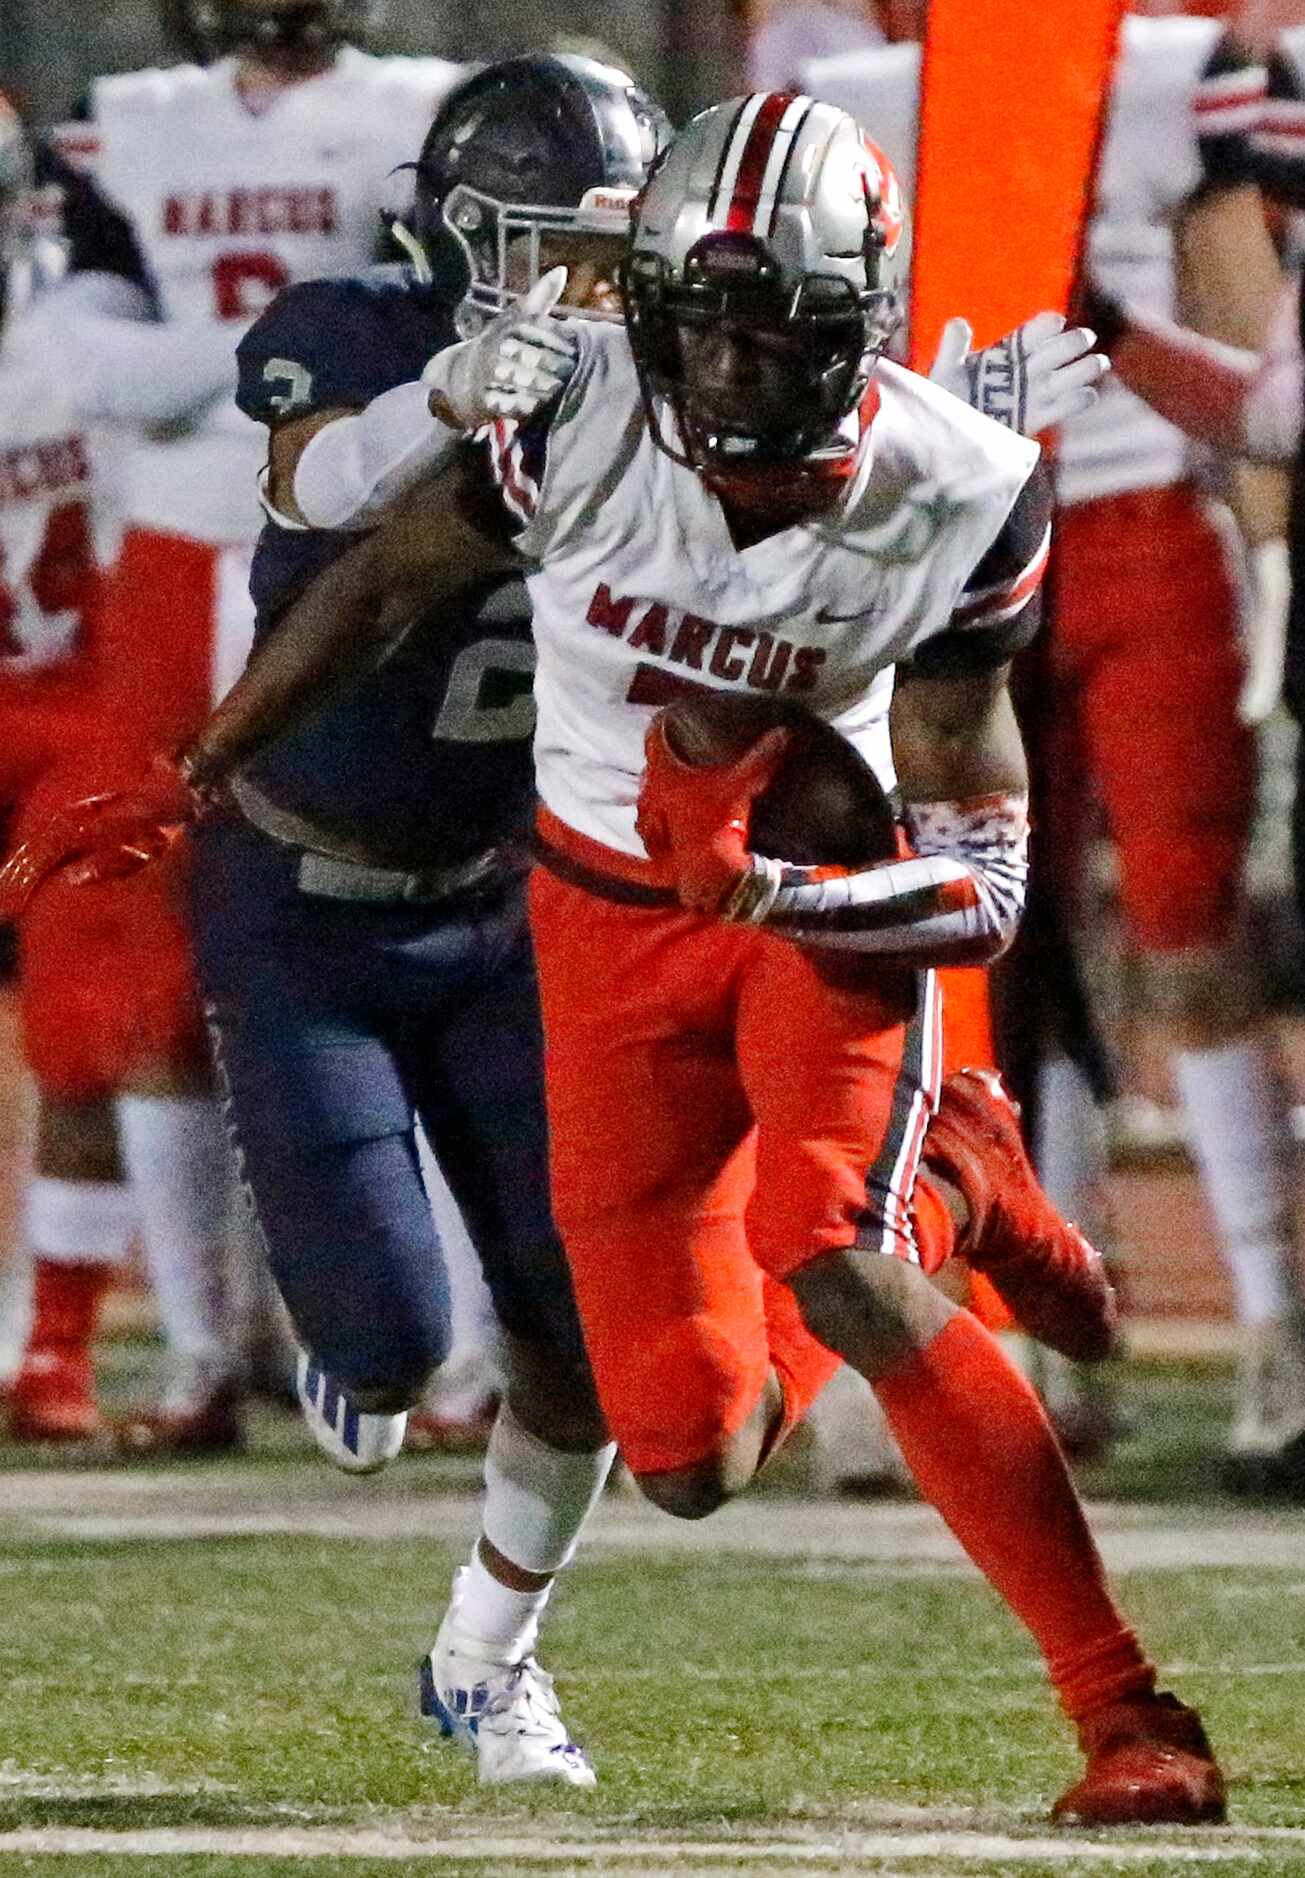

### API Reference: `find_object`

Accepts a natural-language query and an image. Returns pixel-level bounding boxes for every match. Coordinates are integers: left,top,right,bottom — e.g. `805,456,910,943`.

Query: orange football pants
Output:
529,822,943,1477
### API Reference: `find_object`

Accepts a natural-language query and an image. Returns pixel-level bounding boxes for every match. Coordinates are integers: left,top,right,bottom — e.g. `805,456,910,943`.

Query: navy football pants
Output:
189,813,587,1399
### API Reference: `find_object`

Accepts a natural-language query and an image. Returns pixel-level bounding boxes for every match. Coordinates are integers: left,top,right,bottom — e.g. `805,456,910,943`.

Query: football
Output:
658,690,899,868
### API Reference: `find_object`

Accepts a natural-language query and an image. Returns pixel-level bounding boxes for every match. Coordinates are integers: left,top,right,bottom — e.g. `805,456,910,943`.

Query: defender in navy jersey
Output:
189,53,669,1789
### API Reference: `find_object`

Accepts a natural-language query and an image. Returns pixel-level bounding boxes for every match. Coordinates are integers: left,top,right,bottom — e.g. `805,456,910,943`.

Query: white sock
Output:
1034,1056,1116,1251
1173,1039,1297,1326
452,1544,554,1665
480,1401,616,1574
116,1094,235,1371
0,1248,30,1384
25,1176,137,1265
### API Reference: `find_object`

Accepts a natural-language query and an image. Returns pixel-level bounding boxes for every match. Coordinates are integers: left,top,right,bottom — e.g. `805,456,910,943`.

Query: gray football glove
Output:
422,266,578,428
929,310,1109,437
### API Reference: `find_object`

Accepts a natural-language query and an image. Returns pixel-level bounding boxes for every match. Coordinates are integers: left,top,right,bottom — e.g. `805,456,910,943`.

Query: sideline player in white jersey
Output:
805,4,1305,1489
0,99,146,1437
7,0,460,1452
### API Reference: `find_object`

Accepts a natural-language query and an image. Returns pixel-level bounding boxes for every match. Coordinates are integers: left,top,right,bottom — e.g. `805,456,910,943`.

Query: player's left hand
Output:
0,752,209,918
929,311,1109,436
635,714,791,915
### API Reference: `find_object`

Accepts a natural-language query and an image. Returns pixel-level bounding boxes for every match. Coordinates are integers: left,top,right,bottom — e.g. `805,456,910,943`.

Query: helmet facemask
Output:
622,229,901,476
439,181,638,338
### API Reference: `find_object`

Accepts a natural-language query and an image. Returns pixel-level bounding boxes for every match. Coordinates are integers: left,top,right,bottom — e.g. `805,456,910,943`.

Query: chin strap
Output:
699,382,881,525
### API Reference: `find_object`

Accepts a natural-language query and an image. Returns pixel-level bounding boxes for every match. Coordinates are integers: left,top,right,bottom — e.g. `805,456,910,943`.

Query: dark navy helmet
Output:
407,54,671,337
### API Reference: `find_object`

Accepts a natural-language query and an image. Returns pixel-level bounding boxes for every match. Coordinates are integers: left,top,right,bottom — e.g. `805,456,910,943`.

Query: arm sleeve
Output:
42,271,241,427
734,792,1030,966
1103,284,1301,464
907,464,1051,678
292,380,461,531
1192,33,1265,197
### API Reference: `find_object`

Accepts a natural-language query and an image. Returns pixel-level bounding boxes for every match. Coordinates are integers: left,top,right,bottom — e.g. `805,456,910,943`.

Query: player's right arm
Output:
143,268,579,785
249,266,576,531
0,453,518,920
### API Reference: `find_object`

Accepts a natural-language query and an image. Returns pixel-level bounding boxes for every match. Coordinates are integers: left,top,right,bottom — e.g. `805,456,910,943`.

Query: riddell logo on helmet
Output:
579,188,638,214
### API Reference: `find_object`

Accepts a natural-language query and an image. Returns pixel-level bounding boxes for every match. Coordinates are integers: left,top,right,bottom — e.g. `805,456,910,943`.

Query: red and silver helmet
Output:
620,93,908,470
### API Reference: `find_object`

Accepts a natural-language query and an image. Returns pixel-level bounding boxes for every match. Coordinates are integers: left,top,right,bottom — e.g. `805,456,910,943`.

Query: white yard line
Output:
0,1823,1303,1862
3,1482,1303,1572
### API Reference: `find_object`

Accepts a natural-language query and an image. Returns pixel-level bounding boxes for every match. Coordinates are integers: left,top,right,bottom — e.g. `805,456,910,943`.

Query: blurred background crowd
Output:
1,0,1305,1496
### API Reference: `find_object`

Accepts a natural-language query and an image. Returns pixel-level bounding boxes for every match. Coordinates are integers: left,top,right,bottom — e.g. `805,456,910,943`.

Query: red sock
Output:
763,1273,841,1438
874,1313,1155,1721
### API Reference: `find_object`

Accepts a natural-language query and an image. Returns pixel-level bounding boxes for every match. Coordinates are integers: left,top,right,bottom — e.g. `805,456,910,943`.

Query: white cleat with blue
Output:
295,1351,407,1475
420,1570,596,1787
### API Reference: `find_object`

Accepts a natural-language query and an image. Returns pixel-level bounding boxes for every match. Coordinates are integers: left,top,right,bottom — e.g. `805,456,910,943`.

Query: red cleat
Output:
1053,1691,1227,1827
8,1344,100,1443
7,1258,113,1444
922,1069,1119,1364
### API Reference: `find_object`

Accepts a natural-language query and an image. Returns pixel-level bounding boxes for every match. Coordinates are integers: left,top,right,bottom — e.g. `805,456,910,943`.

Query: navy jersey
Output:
234,265,536,867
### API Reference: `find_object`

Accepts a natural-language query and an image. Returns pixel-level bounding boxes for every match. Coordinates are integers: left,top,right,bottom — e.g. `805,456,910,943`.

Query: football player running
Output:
472,101,1221,1826
8,0,461,1452
0,100,154,1438
203,54,661,1789
18,90,1232,1824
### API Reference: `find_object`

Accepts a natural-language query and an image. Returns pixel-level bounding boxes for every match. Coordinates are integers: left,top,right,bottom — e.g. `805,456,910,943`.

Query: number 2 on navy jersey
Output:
431,639,536,743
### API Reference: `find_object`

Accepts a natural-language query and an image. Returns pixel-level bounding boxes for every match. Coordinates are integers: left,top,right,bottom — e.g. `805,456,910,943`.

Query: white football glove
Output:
1238,537,1290,726
422,266,578,429
929,310,1109,437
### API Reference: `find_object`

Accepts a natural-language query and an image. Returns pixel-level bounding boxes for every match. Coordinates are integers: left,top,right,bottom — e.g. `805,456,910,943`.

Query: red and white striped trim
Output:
875,969,942,1265
48,123,101,172
488,418,541,526
1254,95,1305,156
1193,64,1266,139
709,92,813,240
950,522,1050,632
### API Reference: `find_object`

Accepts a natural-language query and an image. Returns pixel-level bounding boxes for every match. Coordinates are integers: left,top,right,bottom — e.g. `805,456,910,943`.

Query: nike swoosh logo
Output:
815,605,877,624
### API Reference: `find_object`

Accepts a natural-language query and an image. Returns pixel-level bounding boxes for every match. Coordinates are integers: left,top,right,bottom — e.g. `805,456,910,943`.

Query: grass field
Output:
1,1345,1304,1876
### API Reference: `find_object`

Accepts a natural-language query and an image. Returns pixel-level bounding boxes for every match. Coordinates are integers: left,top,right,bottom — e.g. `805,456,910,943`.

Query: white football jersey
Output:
61,47,459,543
0,307,118,677
802,16,1257,505
493,324,1036,858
